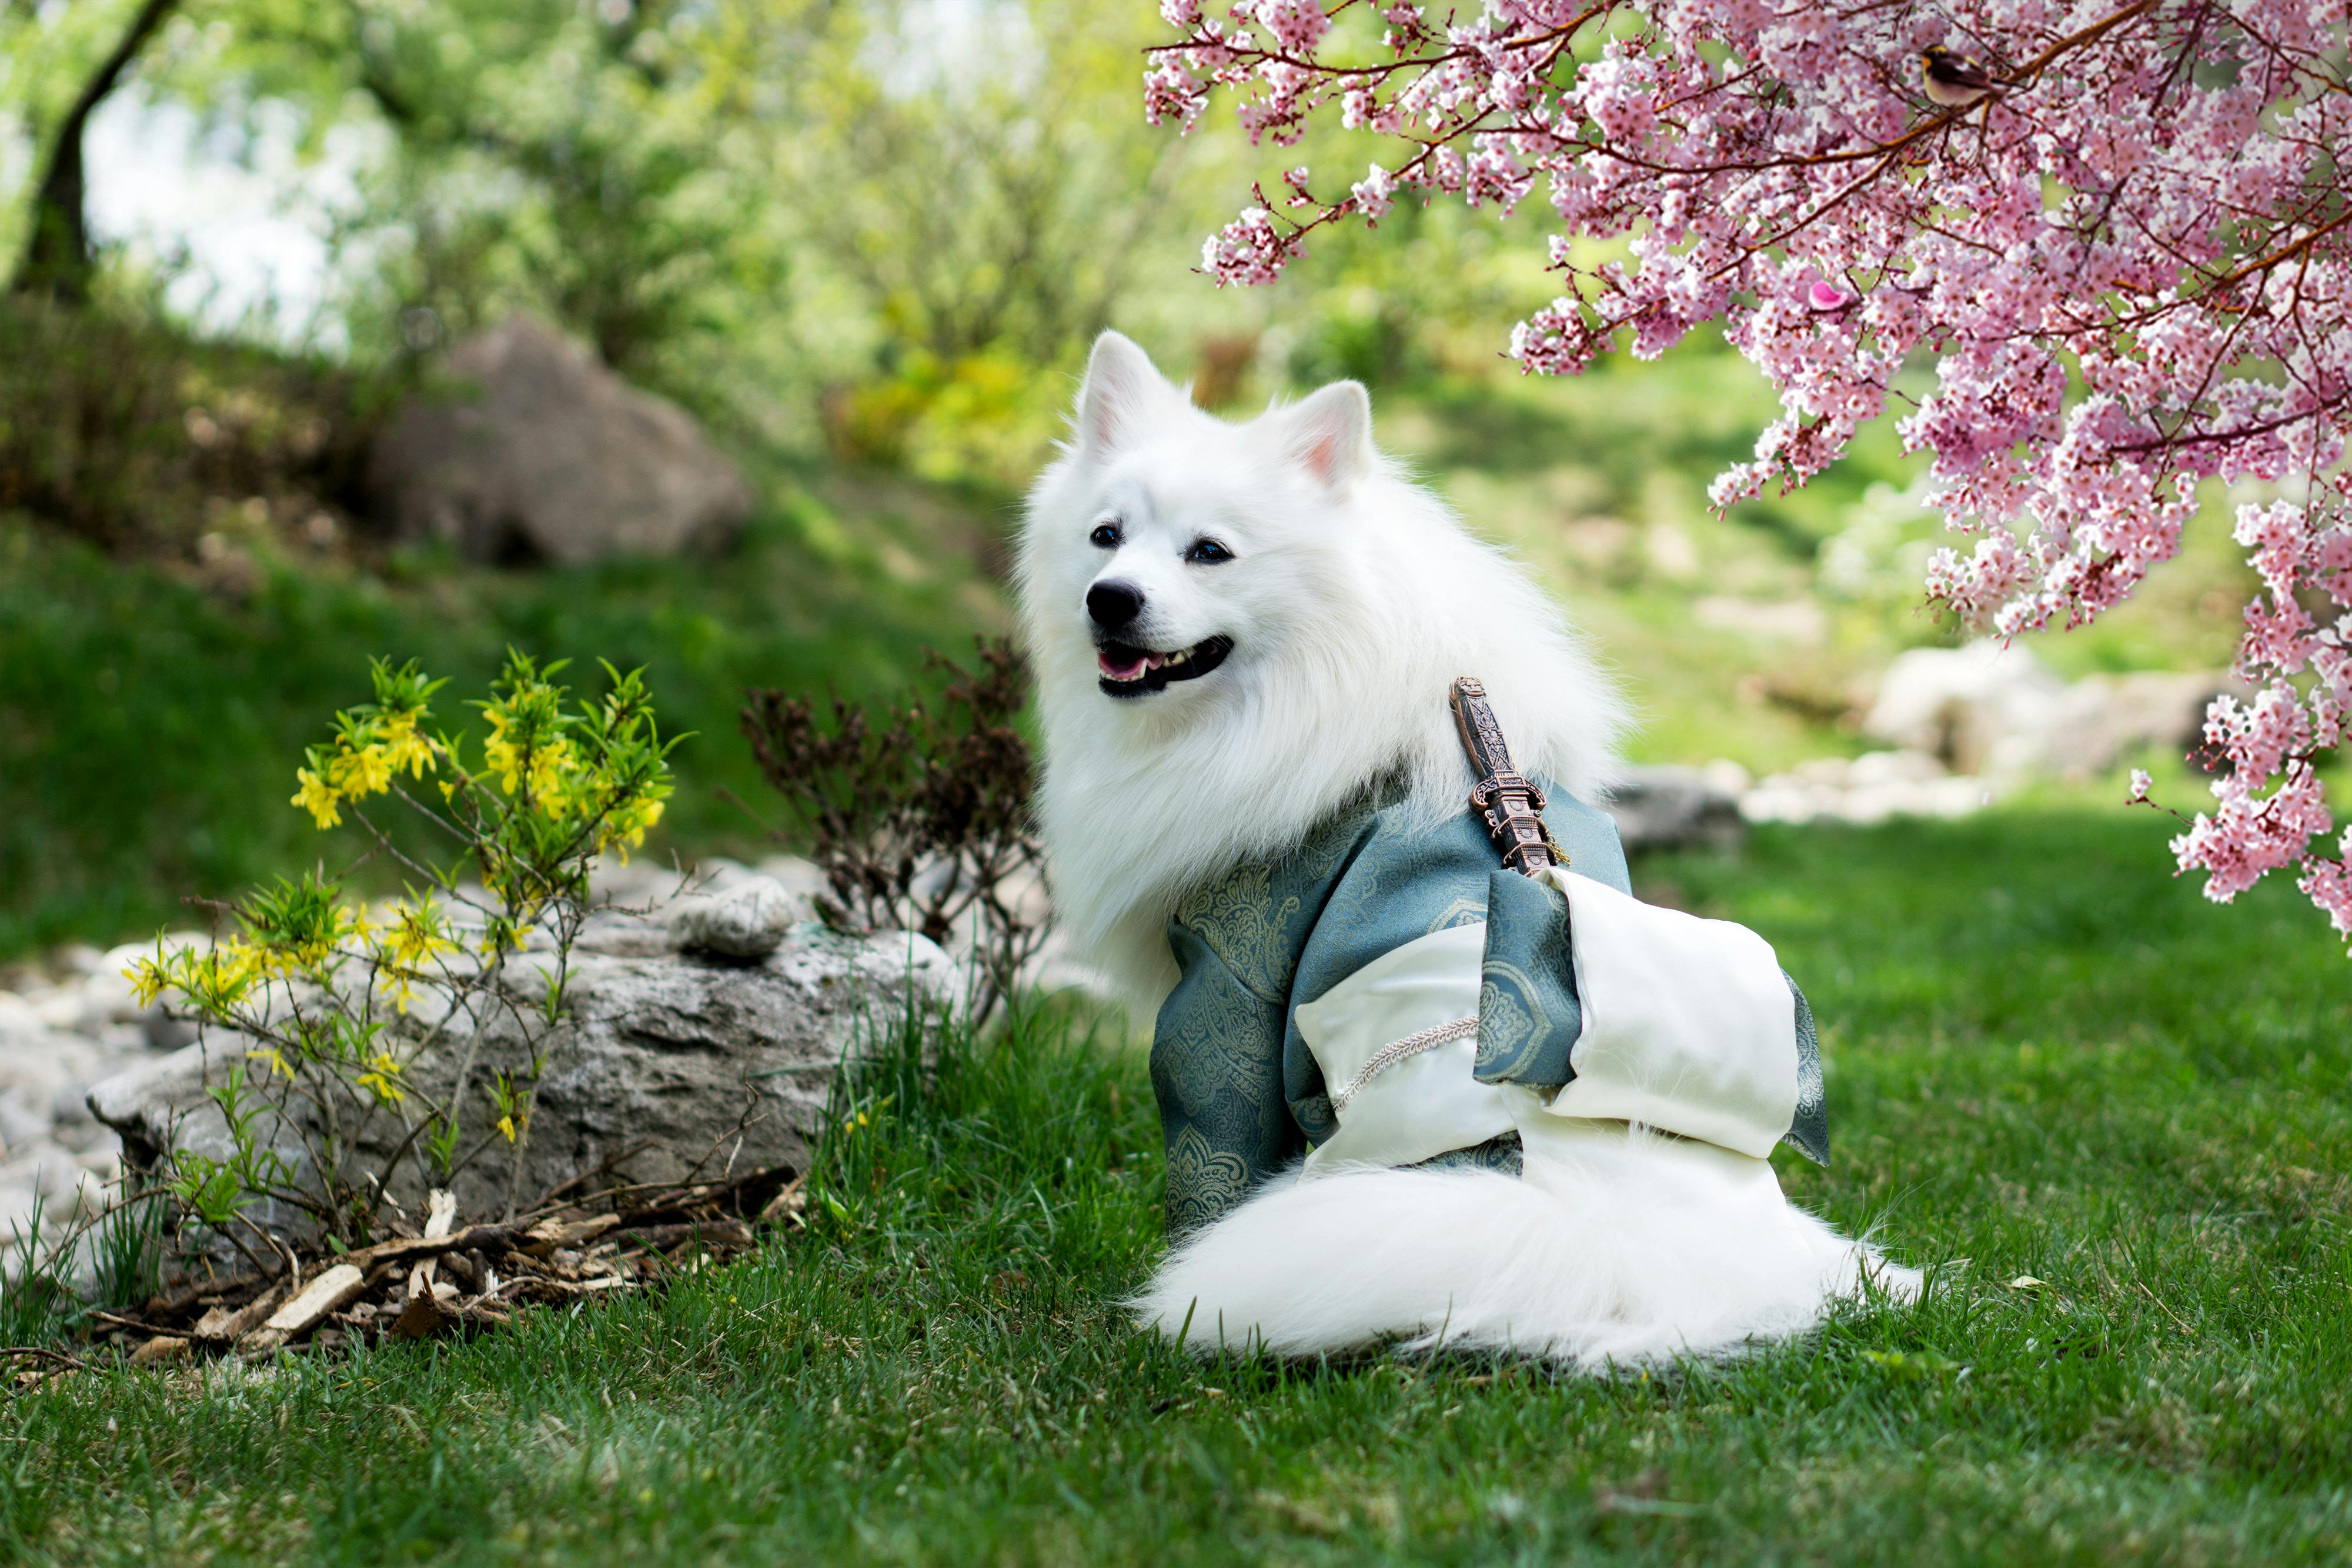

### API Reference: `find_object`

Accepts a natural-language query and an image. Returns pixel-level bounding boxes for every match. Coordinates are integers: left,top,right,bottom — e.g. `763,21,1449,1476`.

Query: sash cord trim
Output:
1327,1017,1481,1114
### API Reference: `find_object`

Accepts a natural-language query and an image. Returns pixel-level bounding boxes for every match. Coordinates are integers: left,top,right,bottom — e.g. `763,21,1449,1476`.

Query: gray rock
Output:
367,315,756,566
1860,640,2244,781
1741,751,1992,825
1862,640,2071,777
1603,764,1748,852
87,926,951,1233
668,877,799,959
2056,670,2244,775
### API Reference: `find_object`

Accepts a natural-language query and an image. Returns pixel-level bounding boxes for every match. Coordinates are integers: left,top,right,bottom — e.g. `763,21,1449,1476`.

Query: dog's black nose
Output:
1087,580,1145,632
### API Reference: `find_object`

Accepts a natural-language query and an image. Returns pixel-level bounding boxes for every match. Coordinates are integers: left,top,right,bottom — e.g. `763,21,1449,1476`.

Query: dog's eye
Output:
1185,539,1234,565
1089,522,1121,549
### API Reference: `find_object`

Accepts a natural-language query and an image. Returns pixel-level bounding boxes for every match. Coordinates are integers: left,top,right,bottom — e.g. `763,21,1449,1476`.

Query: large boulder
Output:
88,923,952,1235
368,315,756,566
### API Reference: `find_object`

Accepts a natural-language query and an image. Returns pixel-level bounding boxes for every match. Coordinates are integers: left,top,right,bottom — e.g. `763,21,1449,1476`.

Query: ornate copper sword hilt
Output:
1449,677,1565,878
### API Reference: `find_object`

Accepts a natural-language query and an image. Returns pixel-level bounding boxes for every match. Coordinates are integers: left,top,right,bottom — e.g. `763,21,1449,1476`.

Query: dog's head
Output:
1019,331,1625,999
1019,331,1375,711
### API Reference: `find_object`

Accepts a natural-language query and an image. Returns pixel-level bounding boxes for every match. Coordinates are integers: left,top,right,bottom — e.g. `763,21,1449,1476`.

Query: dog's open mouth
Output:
1096,635,1233,697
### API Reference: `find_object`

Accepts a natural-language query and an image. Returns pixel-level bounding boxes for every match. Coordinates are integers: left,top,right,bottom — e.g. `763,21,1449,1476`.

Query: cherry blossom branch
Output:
1154,0,2352,940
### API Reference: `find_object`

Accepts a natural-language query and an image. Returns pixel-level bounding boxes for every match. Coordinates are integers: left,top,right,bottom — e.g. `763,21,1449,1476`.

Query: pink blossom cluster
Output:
1148,0,2352,935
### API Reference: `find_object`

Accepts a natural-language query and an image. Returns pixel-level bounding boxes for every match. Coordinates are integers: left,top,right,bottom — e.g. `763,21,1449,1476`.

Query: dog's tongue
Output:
1098,648,1149,681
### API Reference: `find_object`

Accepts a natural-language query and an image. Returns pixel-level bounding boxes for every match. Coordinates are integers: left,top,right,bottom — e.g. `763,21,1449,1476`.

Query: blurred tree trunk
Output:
9,0,181,304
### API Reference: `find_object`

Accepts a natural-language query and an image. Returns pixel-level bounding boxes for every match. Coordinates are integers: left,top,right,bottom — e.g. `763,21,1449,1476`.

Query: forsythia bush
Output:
126,652,677,1263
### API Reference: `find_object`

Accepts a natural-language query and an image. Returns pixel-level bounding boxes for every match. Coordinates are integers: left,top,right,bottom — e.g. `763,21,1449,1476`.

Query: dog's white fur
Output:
1020,333,1914,1365
1128,1141,1906,1368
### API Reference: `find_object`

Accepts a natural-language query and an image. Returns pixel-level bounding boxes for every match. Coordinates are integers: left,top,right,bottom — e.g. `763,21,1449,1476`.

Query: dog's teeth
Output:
1167,648,1189,666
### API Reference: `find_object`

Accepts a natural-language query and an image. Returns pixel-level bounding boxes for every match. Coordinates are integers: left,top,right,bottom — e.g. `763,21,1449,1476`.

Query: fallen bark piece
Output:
347,1223,522,1272
614,1164,798,1229
510,1274,630,1303
759,1175,808,1227
242,1265,368,1352
263,1265,369,1330
129,1336,192,1368
522,1213,621,1258
439,1249,485,1293
413,1189,459,1296
146,1273,263,1323
392,1290,462,1341
193,1285,286,1345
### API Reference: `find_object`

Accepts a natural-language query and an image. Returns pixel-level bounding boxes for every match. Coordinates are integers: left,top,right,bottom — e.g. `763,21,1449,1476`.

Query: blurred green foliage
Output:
0,292,383,553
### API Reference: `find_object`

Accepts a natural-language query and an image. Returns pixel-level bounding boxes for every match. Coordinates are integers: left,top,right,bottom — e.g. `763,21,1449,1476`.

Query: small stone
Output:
1603,765,1746,853
667,877,797,959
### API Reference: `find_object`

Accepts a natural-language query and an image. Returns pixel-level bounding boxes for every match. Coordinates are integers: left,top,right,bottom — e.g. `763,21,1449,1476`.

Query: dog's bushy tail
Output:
1131,1138,1917,1368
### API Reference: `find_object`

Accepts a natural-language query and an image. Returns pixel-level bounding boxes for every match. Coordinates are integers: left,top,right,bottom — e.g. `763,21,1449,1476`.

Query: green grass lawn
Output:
9,805,2348,1566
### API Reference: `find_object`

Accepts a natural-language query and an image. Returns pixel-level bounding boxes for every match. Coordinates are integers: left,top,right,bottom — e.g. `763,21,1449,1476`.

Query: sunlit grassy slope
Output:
9,807,2347,1565
0,463,1010,961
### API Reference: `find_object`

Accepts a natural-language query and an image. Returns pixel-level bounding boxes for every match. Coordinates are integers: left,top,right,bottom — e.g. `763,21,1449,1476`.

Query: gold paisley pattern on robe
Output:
1473,969,1541,1079
1174,864,1301,1004
1165,1124,1254,1238
1472,867,1585,1086
1424,896,1487,934
1414,1129,1524,1177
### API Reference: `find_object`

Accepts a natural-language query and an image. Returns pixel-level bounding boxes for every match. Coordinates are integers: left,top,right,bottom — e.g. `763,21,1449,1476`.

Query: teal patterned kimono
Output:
1151,778,1829,1238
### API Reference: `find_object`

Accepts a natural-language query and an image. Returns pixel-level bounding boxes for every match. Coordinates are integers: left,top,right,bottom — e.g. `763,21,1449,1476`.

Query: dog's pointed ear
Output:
1282,380,1374,489
1075,330,1174,457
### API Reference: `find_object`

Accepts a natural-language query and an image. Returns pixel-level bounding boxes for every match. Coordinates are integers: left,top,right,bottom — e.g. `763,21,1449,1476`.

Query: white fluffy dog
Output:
1018,332,1915,1366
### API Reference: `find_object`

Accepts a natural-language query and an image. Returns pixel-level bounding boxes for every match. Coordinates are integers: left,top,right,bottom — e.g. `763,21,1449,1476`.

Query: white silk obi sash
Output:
1295,868,1800,1175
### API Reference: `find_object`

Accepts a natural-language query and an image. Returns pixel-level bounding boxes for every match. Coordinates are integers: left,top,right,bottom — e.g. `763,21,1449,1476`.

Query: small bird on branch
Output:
1920,45,2002,109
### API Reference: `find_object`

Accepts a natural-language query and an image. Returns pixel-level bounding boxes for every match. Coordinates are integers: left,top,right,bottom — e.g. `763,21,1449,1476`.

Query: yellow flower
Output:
125,952,170,1010
291,768,343,829
246,1047,295,1081
379,971,416,1014
482,710,522,794
383,901,456,969
356,1051,407,1107
482,708,574,808
195,938,268,1007
382,713,436,778
594,796,665,861
497,1112,517,1142
327,743,394,798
